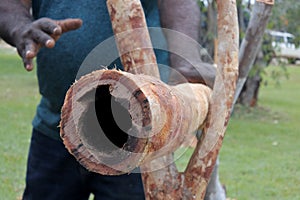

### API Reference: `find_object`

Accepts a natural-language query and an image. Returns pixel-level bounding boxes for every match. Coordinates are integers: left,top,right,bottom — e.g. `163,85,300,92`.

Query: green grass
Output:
177,67,300,199
219,66,300,200
0,52,39,199
1,52,299,199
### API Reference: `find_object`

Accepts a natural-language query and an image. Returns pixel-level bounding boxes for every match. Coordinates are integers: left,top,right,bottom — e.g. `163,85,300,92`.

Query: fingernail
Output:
53,27,59,34
26,50,33,58
46,40,51,46
53,27,61,34
26,64,33,71
46,40,55,48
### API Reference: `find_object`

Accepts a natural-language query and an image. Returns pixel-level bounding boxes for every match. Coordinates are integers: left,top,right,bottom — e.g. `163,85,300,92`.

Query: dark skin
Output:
0,0,215,87
0,0,82,71
158,0,216,88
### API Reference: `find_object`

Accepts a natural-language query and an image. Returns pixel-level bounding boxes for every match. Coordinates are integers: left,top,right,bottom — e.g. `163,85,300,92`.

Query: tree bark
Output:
183,0,239,199
238,70,262,106
106,0,160,77
238,51,264,107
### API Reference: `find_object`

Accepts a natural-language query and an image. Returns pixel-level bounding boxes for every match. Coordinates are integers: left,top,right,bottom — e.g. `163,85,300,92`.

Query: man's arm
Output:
158,0,216,88
0,0,82,71
0,0,32,46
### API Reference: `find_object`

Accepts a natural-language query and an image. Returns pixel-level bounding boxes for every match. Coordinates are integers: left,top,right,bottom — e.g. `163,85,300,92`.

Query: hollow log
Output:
60,69,211,174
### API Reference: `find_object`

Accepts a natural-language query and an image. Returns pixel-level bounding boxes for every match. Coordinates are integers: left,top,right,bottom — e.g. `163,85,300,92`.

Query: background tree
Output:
198,0,273,107
238,0,299,107
199,0,300,107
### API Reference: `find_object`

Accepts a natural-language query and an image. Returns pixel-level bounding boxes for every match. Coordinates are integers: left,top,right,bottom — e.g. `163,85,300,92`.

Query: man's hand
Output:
13,18,82,71
0,0,82,71
168,59,216,89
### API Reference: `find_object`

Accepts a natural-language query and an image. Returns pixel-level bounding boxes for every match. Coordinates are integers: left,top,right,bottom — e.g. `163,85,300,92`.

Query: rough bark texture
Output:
107,0,160,77
184,0,239,199
60,69,211,174
106,0,185,197
234,1,273,105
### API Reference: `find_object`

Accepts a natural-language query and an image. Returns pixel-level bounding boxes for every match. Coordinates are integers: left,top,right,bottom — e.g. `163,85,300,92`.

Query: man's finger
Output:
36,18,62,35
23,58,34,71
24,42,38,59
23,42,38,71
56,18,83,33
29,28,56,48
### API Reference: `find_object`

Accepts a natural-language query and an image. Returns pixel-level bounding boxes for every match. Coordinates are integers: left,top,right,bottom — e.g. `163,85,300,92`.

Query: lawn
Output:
0,51,39,199
0,52,299,199
219,65,300,199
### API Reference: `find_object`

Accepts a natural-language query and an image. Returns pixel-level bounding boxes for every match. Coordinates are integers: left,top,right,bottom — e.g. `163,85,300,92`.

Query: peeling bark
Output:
184,0,239,199
107,0,185,197
107,0,160,77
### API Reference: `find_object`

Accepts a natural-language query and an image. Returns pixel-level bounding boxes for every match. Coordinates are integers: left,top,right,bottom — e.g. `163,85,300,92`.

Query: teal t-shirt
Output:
31,0,169,140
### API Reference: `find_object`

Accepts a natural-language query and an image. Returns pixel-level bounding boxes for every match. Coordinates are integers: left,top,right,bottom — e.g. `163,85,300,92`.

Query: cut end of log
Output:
60,70,152,175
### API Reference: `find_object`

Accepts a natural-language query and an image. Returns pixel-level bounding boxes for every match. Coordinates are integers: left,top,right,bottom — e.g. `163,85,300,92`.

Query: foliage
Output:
252,33,289,87
267,0,300,47
197,0,217,60
236,0,295,106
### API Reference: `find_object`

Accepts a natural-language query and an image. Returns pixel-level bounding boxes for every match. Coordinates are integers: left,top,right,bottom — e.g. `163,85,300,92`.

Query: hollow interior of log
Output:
74,77,149,171
78,85,138,155
95,85,130,149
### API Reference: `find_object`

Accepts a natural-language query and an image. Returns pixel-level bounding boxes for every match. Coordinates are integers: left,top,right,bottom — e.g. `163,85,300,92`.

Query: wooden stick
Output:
183,0,239,198
107,0,160,78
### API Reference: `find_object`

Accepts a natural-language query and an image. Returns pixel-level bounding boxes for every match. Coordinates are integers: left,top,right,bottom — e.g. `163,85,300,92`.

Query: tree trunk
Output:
238,70,262,107
234,1,274,105
183,0,239,198
238,51,264,107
